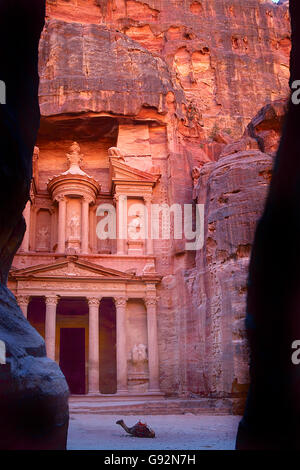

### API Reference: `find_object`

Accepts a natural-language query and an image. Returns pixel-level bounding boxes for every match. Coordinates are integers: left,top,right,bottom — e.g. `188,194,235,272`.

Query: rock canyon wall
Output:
28,0,290,406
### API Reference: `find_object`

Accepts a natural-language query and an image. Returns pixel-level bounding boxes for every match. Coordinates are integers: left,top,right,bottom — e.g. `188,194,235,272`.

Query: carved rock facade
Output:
9,1,290,408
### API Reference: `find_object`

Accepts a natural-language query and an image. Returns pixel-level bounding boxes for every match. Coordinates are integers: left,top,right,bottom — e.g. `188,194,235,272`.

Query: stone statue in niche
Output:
37,226,50,250
128,343,148,393
69,213,80,239
131,343,148,365
128,212,144,240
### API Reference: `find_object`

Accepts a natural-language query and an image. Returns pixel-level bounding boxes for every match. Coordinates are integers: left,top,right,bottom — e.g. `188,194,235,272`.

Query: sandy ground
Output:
67,414,241,450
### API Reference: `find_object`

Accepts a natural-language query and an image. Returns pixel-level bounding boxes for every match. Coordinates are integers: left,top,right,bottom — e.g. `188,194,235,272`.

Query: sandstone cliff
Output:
46,0,290,138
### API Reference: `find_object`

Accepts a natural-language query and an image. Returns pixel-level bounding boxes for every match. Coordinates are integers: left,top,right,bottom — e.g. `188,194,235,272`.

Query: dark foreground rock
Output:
0,0,69,450
236,0,300,450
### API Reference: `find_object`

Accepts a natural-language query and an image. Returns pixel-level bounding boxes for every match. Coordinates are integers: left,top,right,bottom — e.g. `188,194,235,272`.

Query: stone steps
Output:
69,397,236,415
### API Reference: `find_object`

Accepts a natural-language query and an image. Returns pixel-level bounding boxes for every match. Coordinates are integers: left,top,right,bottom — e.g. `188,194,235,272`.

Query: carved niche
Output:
35,208,51,252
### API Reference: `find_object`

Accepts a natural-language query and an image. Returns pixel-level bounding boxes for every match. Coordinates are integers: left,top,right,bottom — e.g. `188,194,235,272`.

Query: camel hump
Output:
131,421,155,438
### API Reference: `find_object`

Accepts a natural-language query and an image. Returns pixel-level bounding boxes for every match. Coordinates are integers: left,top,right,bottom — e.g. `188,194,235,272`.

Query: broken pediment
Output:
109,156,159,184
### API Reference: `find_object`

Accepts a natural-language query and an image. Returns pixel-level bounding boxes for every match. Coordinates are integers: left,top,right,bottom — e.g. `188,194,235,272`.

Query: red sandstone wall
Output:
45,0,290,138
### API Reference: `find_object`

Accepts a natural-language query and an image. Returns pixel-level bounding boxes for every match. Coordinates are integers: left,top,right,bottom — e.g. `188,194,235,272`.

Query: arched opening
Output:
99,297,117,394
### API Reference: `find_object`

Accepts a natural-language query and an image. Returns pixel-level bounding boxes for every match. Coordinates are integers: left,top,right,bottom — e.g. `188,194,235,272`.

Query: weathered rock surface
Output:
46,0,291,138
39,19,185,118
193,149,273,405
185,101,285,409
0,0,69,450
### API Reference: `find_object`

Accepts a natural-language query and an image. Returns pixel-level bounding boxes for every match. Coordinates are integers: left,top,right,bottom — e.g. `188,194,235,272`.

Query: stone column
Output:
81,197,90,254
145,295,160,392
20,201,31,252
144,195,154,256
88,297,100,394
17,295,30,318
115,194,126,255
115,296,128,394
45,296,58,361
57,196,66,253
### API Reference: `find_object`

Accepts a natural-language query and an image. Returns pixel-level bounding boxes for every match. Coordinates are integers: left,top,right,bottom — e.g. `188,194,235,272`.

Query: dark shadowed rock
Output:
236,0,300,449
245,99,288,156
0,0,69,450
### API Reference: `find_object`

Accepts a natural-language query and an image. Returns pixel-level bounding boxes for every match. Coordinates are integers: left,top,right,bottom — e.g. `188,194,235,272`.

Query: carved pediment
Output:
109,157,159,184
10,259,134,281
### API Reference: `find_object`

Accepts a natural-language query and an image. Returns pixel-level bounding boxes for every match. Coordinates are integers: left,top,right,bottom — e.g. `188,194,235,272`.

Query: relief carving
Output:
37,226,50,250
69,213,80,239
130,343,148,365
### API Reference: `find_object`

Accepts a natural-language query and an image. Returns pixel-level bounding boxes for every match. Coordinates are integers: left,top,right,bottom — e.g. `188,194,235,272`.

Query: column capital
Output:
145,296,158,308
114,193,127,203
82,195,93,204
16,294,30,306
45,295,59,306
143,194,153,204
87,297,101,307
115,296,128,308
56,194,66,203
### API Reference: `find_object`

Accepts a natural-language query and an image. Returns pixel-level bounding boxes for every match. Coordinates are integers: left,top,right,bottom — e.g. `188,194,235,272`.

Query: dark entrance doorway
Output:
60,328,86,394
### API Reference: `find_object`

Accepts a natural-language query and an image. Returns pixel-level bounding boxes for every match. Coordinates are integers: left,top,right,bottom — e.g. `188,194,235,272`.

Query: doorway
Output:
59,328,86,394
